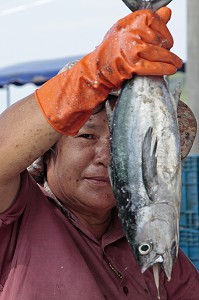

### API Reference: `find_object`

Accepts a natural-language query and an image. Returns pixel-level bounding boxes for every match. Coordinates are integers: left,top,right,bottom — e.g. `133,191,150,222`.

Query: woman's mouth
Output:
85,176,110,186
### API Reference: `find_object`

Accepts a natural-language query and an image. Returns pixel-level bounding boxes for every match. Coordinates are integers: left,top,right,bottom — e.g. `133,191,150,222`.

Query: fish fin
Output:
166,76,182,108
151,0,173,11
172,83,182,106
122,0,172,11
142,127,158,201
105,100,114,130
121,0,141,11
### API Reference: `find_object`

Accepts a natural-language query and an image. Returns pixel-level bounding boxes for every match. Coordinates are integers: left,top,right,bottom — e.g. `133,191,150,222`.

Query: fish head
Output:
132,205,179,281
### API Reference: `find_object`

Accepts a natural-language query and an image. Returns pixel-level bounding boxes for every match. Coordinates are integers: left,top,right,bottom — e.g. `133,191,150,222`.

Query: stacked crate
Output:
180,154,199,270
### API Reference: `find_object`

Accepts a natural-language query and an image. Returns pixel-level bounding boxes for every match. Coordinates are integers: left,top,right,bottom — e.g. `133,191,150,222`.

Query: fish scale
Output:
108,0,181,282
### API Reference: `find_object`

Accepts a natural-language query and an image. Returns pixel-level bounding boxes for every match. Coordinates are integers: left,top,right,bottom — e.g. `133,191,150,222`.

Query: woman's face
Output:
46,109,115,217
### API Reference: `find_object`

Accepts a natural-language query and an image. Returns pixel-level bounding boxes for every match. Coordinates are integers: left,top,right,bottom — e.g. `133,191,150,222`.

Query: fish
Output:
121,0,172,11
107,0,181,282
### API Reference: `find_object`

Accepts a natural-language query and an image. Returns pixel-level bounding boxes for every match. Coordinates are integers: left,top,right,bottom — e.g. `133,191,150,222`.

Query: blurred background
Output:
0,0,187,109
0,0,199,270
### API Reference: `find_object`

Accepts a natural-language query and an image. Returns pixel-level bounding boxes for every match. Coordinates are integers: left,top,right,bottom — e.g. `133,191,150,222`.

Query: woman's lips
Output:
85,176,110,186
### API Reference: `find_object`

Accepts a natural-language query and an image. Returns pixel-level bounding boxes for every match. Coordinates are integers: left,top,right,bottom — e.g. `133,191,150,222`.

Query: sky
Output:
0,0,187,112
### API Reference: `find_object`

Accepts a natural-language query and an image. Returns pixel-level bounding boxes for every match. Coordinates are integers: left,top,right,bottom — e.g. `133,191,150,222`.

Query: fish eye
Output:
138,242,153,255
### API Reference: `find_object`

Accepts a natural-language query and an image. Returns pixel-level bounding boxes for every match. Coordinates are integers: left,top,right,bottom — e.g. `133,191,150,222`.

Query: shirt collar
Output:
39,182,125,246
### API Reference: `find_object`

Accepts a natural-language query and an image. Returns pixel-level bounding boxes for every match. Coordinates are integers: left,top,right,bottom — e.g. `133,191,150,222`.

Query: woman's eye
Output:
79,134,94,139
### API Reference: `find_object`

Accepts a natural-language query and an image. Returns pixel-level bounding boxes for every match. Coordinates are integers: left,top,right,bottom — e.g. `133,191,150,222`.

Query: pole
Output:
5,85,10,108
187,0,199,153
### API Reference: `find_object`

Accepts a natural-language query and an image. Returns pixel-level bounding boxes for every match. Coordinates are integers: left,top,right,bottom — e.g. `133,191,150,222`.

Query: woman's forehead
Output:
85,109,108,128
92,95,118,115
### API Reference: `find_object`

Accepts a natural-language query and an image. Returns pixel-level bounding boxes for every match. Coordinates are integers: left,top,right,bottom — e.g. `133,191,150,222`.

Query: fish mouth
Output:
141,255,164,274
141,253,174,281
162,254,175,281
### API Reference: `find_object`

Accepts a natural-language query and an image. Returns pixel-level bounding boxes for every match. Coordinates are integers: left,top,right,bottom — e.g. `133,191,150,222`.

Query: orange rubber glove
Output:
35,7,182,136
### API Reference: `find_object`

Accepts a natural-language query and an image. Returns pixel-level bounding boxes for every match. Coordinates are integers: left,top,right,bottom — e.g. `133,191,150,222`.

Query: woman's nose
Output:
94,137,110,167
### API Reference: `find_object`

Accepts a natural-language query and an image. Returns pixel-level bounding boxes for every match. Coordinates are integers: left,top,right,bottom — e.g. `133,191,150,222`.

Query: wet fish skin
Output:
122,0,172,11
109,75,181,280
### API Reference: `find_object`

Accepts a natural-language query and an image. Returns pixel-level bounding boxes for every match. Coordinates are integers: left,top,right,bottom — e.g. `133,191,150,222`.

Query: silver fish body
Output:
109,75,181,280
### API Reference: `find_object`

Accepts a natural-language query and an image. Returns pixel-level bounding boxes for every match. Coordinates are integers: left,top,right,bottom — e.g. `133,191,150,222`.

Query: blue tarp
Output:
0,55,83,88
0,55,185,89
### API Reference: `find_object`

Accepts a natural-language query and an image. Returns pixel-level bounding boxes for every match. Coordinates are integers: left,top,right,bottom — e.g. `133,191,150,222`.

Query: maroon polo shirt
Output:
0,171,199,300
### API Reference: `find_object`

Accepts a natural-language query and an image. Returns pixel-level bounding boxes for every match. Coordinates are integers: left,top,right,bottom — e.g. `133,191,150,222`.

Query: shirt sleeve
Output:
165,249,199,299
0,170,31,228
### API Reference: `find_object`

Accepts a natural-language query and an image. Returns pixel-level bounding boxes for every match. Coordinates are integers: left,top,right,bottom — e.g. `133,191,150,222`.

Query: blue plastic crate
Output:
182,155,199,171
190,259,199,271
181,182,199,211
180,155,199,228
180,211,199,228
182,169,199,185
180,228,199,270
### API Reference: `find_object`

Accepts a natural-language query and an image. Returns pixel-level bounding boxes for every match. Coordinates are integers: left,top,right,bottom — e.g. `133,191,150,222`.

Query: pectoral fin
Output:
142,127,158,201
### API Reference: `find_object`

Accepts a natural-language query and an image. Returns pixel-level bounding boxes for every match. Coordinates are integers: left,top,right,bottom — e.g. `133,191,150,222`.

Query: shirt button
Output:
123,286,129,295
